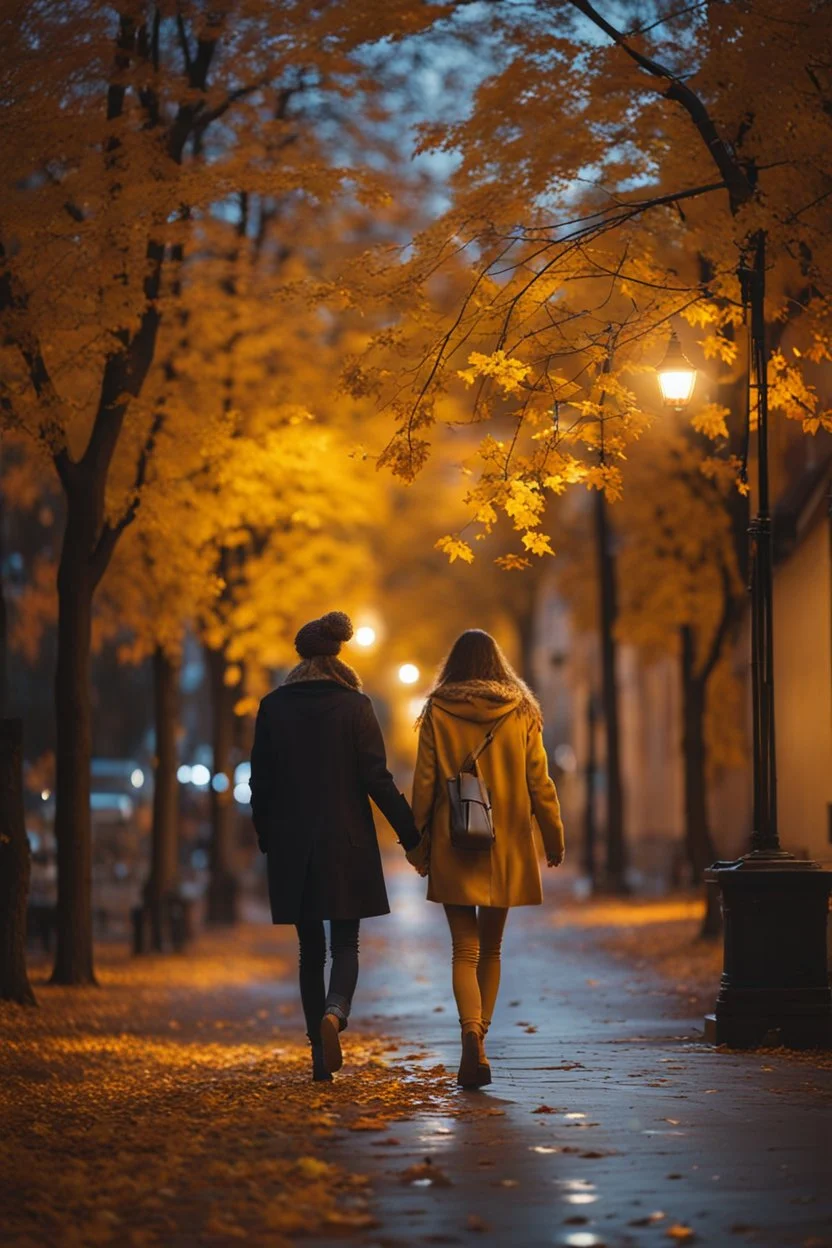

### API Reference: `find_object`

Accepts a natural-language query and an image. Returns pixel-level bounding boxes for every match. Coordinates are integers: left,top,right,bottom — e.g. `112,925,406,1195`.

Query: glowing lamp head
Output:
398,663,420,685
657,330,697,410
354,626,377,648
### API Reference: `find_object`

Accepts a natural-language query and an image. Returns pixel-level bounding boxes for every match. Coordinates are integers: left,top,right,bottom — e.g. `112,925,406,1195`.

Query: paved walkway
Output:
6,860,830,1247
311,862,832,1248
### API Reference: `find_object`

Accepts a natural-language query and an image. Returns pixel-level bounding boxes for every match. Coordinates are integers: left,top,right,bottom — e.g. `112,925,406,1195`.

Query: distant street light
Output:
176,765,192,785
190,764,210,787
398,663,420,685
656,329,697,410
130,767,145,789
355,625,377,648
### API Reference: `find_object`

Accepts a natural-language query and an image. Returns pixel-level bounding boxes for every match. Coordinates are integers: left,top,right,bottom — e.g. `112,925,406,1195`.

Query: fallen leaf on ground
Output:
324,1210,379,1230
666,1226,695,1242
467,1214,490,1231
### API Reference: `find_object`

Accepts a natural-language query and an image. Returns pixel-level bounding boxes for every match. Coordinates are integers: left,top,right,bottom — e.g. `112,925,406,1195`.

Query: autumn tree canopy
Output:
347,0,832,560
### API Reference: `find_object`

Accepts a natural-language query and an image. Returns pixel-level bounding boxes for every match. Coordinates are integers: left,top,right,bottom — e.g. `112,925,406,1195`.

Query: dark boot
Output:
457,1029,481,1089
320,1012,343,1074
311,1043,332,1082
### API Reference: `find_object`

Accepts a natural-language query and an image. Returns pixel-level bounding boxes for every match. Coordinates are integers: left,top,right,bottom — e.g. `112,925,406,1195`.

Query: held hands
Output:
547,849,565,868
405,830,430,877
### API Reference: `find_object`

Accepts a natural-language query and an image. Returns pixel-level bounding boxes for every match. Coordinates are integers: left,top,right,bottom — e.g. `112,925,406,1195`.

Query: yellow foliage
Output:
690,403,731,441
435,535,475,564
458,350,531,394
521,530,555,557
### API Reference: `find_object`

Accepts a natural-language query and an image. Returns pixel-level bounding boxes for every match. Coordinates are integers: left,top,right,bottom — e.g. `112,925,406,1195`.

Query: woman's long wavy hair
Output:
431,629,524,691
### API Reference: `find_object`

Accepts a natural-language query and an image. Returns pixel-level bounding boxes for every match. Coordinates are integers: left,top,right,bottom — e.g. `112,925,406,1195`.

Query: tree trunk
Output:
680,626,722,939
51,520,97,985
583,690,598,888
516,588,537,690
0,498,8,717
205,643,238,925
0,719,36,1005
594,488,627,893
136,647,181,953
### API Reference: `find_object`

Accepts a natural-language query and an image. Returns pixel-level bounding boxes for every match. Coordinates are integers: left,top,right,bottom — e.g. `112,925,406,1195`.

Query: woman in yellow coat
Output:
408,630,565,1089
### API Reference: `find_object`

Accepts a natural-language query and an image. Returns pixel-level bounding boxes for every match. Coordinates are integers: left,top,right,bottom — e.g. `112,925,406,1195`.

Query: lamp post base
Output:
704,854,832,1050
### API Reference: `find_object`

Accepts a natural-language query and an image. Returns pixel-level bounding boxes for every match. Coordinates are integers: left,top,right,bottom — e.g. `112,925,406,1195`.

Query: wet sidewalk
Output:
4,862,830,1247
318,863,832,1248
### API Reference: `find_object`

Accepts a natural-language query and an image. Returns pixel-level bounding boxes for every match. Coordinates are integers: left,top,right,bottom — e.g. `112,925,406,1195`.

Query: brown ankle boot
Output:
475,1033,492,1087
457,1029,481,1089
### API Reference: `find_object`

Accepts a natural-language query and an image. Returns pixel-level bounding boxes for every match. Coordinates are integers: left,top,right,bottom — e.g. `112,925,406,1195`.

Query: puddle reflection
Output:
557,1178,598,1206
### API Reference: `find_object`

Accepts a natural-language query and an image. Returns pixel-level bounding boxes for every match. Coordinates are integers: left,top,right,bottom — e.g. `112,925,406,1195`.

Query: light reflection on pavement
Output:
306,852,832,1248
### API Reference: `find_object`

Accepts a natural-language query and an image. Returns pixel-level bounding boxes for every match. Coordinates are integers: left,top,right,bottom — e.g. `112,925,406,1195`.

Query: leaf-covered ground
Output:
1,929,466,1247
553,895,723,1014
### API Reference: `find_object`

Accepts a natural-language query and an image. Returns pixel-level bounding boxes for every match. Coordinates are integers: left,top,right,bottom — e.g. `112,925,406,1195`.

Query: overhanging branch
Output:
567,0,753,210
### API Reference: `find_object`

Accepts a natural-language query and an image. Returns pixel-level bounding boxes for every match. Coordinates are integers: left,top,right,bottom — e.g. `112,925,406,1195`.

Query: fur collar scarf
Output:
283,655,362,691
421,678,542,727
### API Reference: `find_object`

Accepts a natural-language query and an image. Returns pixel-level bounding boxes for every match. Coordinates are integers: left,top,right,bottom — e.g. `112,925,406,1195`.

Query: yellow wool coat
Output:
410,680,565,908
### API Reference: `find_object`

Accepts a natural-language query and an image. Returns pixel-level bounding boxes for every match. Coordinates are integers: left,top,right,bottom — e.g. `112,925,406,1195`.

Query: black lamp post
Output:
658,244,832,1049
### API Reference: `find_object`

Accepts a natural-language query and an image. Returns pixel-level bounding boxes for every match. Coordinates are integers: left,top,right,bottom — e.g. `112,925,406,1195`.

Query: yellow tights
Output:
444,904,509,1036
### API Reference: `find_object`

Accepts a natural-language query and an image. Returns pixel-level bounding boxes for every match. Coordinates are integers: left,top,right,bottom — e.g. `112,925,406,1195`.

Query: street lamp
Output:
657,270,832,1049
398,663,420,685
656,329,697,410
354,625,377,648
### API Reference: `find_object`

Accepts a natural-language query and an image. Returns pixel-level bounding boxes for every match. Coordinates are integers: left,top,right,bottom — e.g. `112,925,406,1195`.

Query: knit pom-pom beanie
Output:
294,611,354,659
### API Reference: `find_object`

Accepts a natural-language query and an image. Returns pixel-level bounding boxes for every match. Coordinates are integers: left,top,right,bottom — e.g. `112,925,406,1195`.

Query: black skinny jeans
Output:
295,919,360,1042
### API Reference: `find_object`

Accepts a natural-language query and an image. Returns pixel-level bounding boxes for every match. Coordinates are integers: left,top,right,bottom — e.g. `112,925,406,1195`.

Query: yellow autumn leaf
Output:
690,403,730,440
435,535,475,564
521,531,555,557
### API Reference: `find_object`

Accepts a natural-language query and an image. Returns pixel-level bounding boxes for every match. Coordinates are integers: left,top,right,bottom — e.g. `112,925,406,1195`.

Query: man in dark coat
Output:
250,610,419,1079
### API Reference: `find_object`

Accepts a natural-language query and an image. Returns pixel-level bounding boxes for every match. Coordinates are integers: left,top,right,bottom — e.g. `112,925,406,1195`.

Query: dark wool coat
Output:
250,680,419,923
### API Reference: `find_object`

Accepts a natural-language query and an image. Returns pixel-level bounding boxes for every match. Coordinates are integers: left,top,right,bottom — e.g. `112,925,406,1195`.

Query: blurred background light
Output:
554,744,577,773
